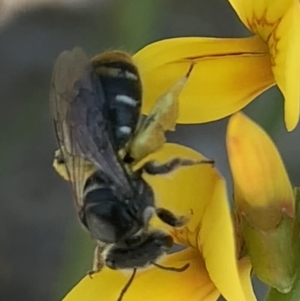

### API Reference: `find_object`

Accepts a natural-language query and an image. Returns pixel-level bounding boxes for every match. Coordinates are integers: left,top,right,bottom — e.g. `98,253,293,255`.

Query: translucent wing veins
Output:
50,48,133,210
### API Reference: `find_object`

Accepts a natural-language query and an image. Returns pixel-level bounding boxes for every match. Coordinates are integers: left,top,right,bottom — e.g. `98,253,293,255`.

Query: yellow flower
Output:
227,0,300,131
133,0,300,131
226,112,296,292
62,144,255,301
226,112,295,229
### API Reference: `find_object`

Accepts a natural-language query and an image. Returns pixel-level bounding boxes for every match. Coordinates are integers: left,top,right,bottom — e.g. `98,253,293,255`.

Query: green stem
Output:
265,277,300,301
264,188,300,301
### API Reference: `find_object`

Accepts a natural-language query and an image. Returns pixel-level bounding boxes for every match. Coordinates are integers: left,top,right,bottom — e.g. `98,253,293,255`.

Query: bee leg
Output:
152,262,190,272
87,245,105,278
156,207,187,227
141,157,214,175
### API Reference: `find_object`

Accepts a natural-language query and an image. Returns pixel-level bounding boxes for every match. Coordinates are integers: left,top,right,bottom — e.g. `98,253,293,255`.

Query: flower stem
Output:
265,277,300,301
264,188,300,301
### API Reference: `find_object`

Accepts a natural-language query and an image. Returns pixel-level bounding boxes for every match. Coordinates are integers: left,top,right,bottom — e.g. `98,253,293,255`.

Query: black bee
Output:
50,48,212,300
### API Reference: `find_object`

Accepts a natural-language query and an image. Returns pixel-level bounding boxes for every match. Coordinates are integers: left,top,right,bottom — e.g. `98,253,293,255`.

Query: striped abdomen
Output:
92,51,142,150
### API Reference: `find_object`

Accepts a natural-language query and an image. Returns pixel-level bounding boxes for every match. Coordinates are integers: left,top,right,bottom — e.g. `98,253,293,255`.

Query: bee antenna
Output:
151,262,190,272
186,62,195,78
117,268,137,301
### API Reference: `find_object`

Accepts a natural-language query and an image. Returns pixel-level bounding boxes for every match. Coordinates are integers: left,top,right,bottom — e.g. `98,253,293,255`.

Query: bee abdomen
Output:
100,74,141,149
92,52,142,150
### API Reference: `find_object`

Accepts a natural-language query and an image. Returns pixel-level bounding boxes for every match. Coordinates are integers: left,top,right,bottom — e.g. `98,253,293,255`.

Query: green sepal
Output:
242,213,298,293
263,188,300,301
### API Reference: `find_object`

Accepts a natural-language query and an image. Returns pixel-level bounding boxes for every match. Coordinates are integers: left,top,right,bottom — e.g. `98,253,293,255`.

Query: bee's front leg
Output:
156,207,187,227
87,244,105,278
140,157,214,175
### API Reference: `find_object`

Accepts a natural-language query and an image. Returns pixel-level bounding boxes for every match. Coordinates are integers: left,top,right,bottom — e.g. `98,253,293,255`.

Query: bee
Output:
50,48,213,300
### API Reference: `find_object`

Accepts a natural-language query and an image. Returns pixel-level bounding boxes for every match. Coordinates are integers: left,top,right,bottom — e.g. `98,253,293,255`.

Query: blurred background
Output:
0,0,299,300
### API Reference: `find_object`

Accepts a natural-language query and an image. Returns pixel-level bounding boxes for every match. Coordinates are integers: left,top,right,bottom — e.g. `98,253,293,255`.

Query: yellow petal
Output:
227,0,300,131
63,248,219,301
227,0,295,29
141,143,218,247
134,36,274,124
143,143,255,300
226,112,295,229
274,2,300,131
238,257,256,300
198,175,256,301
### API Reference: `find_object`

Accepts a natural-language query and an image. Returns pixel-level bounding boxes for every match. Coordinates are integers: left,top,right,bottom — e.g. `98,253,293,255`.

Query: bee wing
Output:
128,65,193,163
50,47,133,207
53,148,94,209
